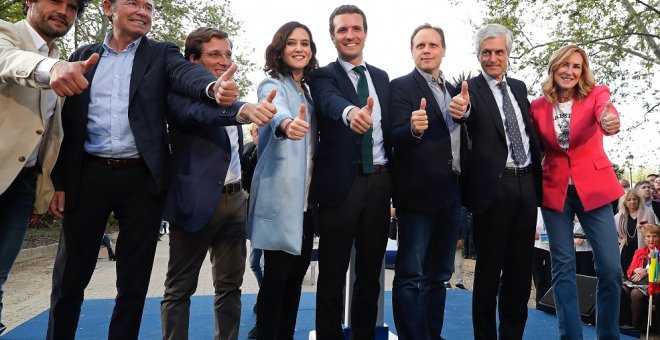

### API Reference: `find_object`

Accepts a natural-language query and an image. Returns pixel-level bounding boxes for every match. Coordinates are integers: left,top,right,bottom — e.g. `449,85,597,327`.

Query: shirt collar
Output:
483,72,506,88
337,57,367,75
416,68,445,85
102,32,142,55
25,20,60,58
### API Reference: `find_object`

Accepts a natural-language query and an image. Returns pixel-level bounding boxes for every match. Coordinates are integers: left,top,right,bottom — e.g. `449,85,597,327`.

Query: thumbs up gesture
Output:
212,63,239,106
245,89,277,126
600,100,620,134
49,53,100,97
283,103,310,140
348,97,374,134
411,98,428,135
449,81,470,119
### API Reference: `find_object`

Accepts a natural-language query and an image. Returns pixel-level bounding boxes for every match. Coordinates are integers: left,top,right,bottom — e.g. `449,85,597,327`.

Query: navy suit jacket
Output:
309,60,391,207
463,74,542,214
389,69,469,214
51,37,218,209
162,92,244,232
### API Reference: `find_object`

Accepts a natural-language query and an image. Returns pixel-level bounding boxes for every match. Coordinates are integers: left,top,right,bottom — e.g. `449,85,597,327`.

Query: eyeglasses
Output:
122,0,154,13
201,52,232,60
480,49,507,58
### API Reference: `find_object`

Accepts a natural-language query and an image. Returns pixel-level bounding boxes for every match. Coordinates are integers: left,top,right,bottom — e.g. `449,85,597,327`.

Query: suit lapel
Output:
130,37,150,104
475,74,506,141
333,61,360,106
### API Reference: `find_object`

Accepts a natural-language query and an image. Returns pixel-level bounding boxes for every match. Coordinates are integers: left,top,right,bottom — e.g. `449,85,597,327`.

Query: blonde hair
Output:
541,44,595,103
619,190,642,216
641,223,660,237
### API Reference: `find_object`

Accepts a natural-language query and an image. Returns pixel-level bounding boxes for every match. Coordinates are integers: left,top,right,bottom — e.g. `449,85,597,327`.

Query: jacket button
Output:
36,129,44,135
225,156,231,161
447,160,452,165
19,156,26,162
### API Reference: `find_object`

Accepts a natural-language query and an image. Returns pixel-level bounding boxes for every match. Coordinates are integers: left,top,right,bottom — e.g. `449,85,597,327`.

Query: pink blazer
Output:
530,85,624,212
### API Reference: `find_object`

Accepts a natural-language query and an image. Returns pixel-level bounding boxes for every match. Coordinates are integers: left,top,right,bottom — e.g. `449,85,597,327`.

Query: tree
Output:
2,0,256,97
471,0,659,163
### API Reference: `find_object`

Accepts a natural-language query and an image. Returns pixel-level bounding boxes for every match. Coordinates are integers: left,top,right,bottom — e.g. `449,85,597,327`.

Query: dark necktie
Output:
432,78,455,131
496,81,526,166
353,66,374,174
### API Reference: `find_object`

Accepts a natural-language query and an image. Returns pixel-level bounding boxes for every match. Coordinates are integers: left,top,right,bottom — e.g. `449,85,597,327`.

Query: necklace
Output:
627,216,638,239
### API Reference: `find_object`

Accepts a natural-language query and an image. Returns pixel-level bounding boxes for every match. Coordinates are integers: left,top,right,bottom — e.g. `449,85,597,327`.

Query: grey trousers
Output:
161,190,247,340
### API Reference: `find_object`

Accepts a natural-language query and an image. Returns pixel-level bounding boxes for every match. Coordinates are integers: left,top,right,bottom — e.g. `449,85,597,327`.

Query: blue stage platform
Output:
4,290,635,339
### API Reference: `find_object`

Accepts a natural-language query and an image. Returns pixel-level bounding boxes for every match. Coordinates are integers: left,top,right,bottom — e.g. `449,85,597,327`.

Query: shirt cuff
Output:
235,103,250,123
205,82,216,99
411,125,424,139
342,106,357,126
36,58,60,86
462,103,472,119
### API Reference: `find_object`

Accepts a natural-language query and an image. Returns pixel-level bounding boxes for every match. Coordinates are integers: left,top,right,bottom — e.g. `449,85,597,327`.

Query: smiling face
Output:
479,35,509,81
553,52,584,92
190,37,232,77
331,13,366,65
412,28,445,78
104,0,153,42
282,27,312,77
26,0,80,42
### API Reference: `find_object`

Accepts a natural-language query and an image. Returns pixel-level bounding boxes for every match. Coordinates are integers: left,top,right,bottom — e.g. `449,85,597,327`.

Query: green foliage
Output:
0,0,24,22
473,0,659,162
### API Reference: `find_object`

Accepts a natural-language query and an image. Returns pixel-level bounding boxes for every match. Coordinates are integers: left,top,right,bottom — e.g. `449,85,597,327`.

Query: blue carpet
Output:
4,290,635,339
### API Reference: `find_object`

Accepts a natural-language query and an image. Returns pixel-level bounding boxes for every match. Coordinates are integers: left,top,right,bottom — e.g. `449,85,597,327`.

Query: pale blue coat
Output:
248,75,316,255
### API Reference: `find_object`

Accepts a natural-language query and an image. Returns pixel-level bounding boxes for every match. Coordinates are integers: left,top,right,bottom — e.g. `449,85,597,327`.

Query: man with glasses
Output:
46,0,274,338
449,23,542,339
0,0,91,334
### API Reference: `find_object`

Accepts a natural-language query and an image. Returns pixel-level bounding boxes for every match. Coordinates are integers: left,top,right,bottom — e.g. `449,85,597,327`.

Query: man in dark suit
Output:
159,27,273,340
45,1,273,339
450,24,542,339
389,24,468,339
309,4,392,339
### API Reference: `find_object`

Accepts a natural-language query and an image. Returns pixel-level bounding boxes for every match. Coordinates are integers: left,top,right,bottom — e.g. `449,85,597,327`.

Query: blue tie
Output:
353,66,374,174
496,81,526,166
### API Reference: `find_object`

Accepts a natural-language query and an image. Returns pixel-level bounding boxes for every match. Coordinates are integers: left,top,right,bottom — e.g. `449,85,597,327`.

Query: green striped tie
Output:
353,66,374,174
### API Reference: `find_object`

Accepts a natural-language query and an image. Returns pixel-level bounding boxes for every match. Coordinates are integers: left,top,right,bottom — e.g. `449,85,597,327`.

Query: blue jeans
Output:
541,185,621,340
249,246,264,286
392,183,460,340
0,168,37,323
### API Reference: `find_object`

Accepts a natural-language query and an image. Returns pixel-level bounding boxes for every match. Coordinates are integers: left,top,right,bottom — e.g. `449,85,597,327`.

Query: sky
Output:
227,0,659,173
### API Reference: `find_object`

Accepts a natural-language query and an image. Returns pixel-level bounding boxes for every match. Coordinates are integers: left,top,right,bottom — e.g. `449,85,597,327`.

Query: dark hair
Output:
184,27,232,60
329,4,367,36
410,23,446,50
24,0,91,18
264,21,318,83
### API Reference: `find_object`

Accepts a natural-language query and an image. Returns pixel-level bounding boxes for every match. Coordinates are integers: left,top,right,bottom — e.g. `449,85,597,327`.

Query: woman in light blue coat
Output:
247,21,318,339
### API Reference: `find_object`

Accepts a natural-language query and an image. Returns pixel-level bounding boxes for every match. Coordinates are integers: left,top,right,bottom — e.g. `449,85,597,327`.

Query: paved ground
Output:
3,233,485,335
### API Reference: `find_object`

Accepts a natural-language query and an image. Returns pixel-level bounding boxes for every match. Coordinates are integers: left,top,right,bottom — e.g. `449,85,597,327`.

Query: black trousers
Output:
472,172,537,340
315,171,391,340
47,159,163,340
256,210,314,340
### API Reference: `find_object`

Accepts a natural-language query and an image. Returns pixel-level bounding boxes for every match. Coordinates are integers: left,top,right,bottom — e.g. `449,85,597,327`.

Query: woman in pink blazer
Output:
530,44,624,338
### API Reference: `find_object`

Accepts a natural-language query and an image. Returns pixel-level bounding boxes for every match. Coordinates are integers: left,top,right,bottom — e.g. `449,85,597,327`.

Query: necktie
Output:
496,81,526,166
353,66,374,174
433,78,455,131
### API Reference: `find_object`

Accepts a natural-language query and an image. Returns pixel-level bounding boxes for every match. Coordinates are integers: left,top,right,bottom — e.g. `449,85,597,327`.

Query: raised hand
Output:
213,63,239,106
247,89,277,126
449,81,470,119
411,98,428,134
600,101,620,134
348,96,374,134
285,103,310,141
50,53,100,97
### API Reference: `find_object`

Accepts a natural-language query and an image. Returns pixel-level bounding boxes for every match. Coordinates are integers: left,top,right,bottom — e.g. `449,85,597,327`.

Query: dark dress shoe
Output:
247,324,257,339
0,322,7,335
455,283,467,290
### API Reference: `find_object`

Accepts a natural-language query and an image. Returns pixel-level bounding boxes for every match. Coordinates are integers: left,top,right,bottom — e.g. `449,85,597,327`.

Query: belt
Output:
503,165,530,176
222,181,242,194
359,163,388,175
85,154,144,169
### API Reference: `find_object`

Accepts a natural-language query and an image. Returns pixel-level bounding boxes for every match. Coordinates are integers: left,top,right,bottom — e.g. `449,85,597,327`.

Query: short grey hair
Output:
474,24,513,56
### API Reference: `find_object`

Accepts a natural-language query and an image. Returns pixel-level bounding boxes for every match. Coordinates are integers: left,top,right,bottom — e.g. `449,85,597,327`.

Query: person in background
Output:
616,190,658,272
530,44,622,339
573,217,595,277
635,181,654,210
0,0,91,334
532,209,551,308
248,21,318,339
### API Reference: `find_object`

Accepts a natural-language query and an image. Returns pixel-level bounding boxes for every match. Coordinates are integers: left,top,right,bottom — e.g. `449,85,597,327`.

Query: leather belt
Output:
503,165,530,176
85,153,144,169
222,181,242,194
359,163,388,175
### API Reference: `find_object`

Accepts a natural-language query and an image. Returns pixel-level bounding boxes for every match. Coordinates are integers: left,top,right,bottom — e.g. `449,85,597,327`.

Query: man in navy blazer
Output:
389,24,469,339
45,1,272,339
450,24,542,339
159,27,273,340
309,5,392,339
